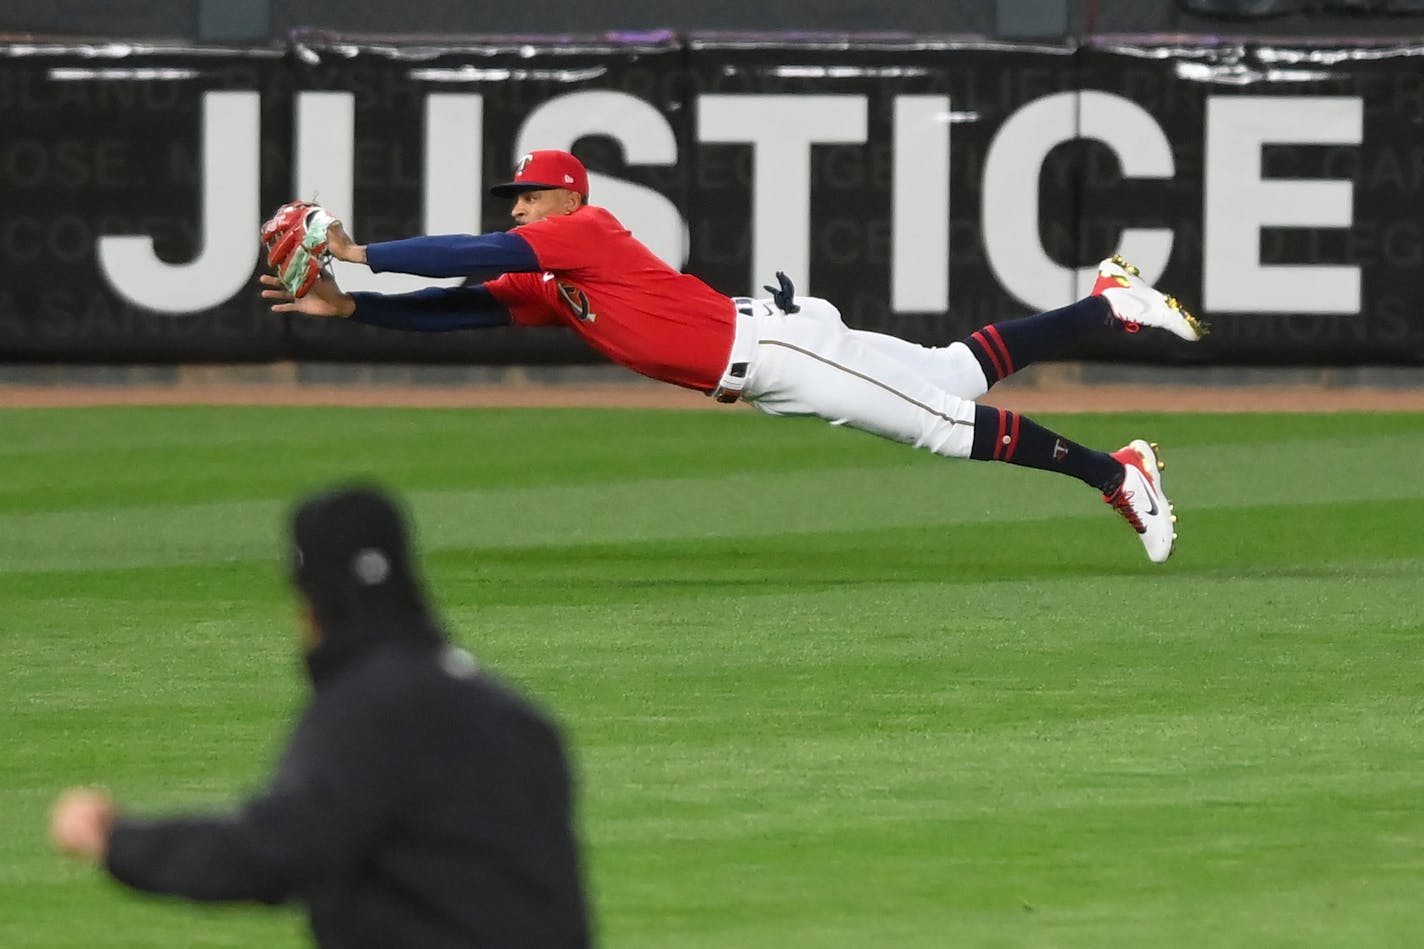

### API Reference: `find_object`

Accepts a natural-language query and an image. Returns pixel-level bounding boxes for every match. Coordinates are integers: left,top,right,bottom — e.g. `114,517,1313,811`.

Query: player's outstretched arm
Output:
366,232,541,279
348,286,514,332
260,273,514,331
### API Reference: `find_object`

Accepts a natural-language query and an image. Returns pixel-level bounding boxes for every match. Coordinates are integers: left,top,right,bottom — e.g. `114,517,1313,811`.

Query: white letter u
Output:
98,91,260,315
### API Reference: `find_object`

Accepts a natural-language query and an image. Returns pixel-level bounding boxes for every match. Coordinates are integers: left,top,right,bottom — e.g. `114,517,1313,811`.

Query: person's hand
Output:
324,220,367,265
261,273,357,318
51,787,117,863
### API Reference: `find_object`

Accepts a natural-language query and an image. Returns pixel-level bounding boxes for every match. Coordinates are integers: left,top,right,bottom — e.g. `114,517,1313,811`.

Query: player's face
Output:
511,188,581,225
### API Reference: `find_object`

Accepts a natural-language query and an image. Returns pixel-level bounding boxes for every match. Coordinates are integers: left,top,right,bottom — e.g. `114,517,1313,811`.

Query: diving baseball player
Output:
260,150,1207,563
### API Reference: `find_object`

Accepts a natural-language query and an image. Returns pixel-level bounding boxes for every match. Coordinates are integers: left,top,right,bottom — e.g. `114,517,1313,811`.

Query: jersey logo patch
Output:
557,282,596,323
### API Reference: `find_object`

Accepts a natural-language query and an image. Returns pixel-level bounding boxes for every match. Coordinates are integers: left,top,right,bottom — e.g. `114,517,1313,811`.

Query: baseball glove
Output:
260,201,337,298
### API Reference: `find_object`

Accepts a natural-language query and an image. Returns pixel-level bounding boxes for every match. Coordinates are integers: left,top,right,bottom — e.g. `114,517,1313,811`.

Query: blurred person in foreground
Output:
50,485,591,948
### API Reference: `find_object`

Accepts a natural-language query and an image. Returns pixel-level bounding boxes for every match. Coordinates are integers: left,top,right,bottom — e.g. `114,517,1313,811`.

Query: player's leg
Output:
962,255,1207,388
955,296,1118,392
742,299,1177,561
846,255,1206,398
846,295,1111,400
843,333,991,400
972,406,1176,563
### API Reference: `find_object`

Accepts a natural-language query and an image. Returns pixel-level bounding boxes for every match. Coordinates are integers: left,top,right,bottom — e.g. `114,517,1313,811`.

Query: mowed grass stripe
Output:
3,427,1424,575
0,406,928,507
5,490,1420,600
4,407,1424,516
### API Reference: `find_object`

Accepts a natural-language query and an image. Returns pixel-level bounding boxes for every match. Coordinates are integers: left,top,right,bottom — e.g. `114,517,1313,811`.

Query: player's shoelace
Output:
1104,484,1145,533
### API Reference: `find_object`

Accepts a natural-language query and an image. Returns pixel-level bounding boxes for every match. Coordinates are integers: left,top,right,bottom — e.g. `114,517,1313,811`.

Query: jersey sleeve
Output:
510,213,597,273
349,286,511,331
484,273,566,327
365,232,539,278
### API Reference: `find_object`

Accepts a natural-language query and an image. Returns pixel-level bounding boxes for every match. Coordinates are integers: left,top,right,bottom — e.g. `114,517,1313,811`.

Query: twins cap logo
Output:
515,154,532,175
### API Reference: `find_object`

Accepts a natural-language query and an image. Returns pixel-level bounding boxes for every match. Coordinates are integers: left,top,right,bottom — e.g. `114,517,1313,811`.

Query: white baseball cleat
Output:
1092,255,1208,342
1103,438,1176,564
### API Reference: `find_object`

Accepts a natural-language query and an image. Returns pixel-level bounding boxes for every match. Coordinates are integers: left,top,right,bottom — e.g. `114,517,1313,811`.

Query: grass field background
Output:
2,405,1422,948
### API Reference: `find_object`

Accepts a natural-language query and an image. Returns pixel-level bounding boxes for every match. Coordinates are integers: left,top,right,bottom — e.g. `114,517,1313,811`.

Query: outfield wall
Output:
2,34,1423,367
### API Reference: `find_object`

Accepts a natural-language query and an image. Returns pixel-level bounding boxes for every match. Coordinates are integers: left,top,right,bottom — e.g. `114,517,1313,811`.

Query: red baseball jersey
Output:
483,206,737,391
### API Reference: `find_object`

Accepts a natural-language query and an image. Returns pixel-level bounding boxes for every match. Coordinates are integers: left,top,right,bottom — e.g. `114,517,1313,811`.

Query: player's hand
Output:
50,787,117,862
261,273,357,318
324,220,367,265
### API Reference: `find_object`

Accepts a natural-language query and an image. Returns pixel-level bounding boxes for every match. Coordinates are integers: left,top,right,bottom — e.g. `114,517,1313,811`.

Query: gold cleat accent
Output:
1109,253,1141,277
1165,294,1211,340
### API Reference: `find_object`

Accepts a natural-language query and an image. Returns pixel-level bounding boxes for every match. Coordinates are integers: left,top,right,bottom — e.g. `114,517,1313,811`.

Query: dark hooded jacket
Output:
103,488,591,948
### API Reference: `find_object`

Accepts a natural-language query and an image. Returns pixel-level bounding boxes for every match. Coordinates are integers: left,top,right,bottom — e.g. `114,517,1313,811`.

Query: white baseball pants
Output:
724,296,990,460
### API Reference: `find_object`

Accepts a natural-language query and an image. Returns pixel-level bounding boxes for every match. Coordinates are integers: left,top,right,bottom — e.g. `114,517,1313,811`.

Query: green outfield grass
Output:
2,405,1422,948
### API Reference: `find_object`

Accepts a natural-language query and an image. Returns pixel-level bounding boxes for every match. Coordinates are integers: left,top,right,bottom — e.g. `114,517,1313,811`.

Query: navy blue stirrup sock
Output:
963,296,1113,386
970,405,1124,493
